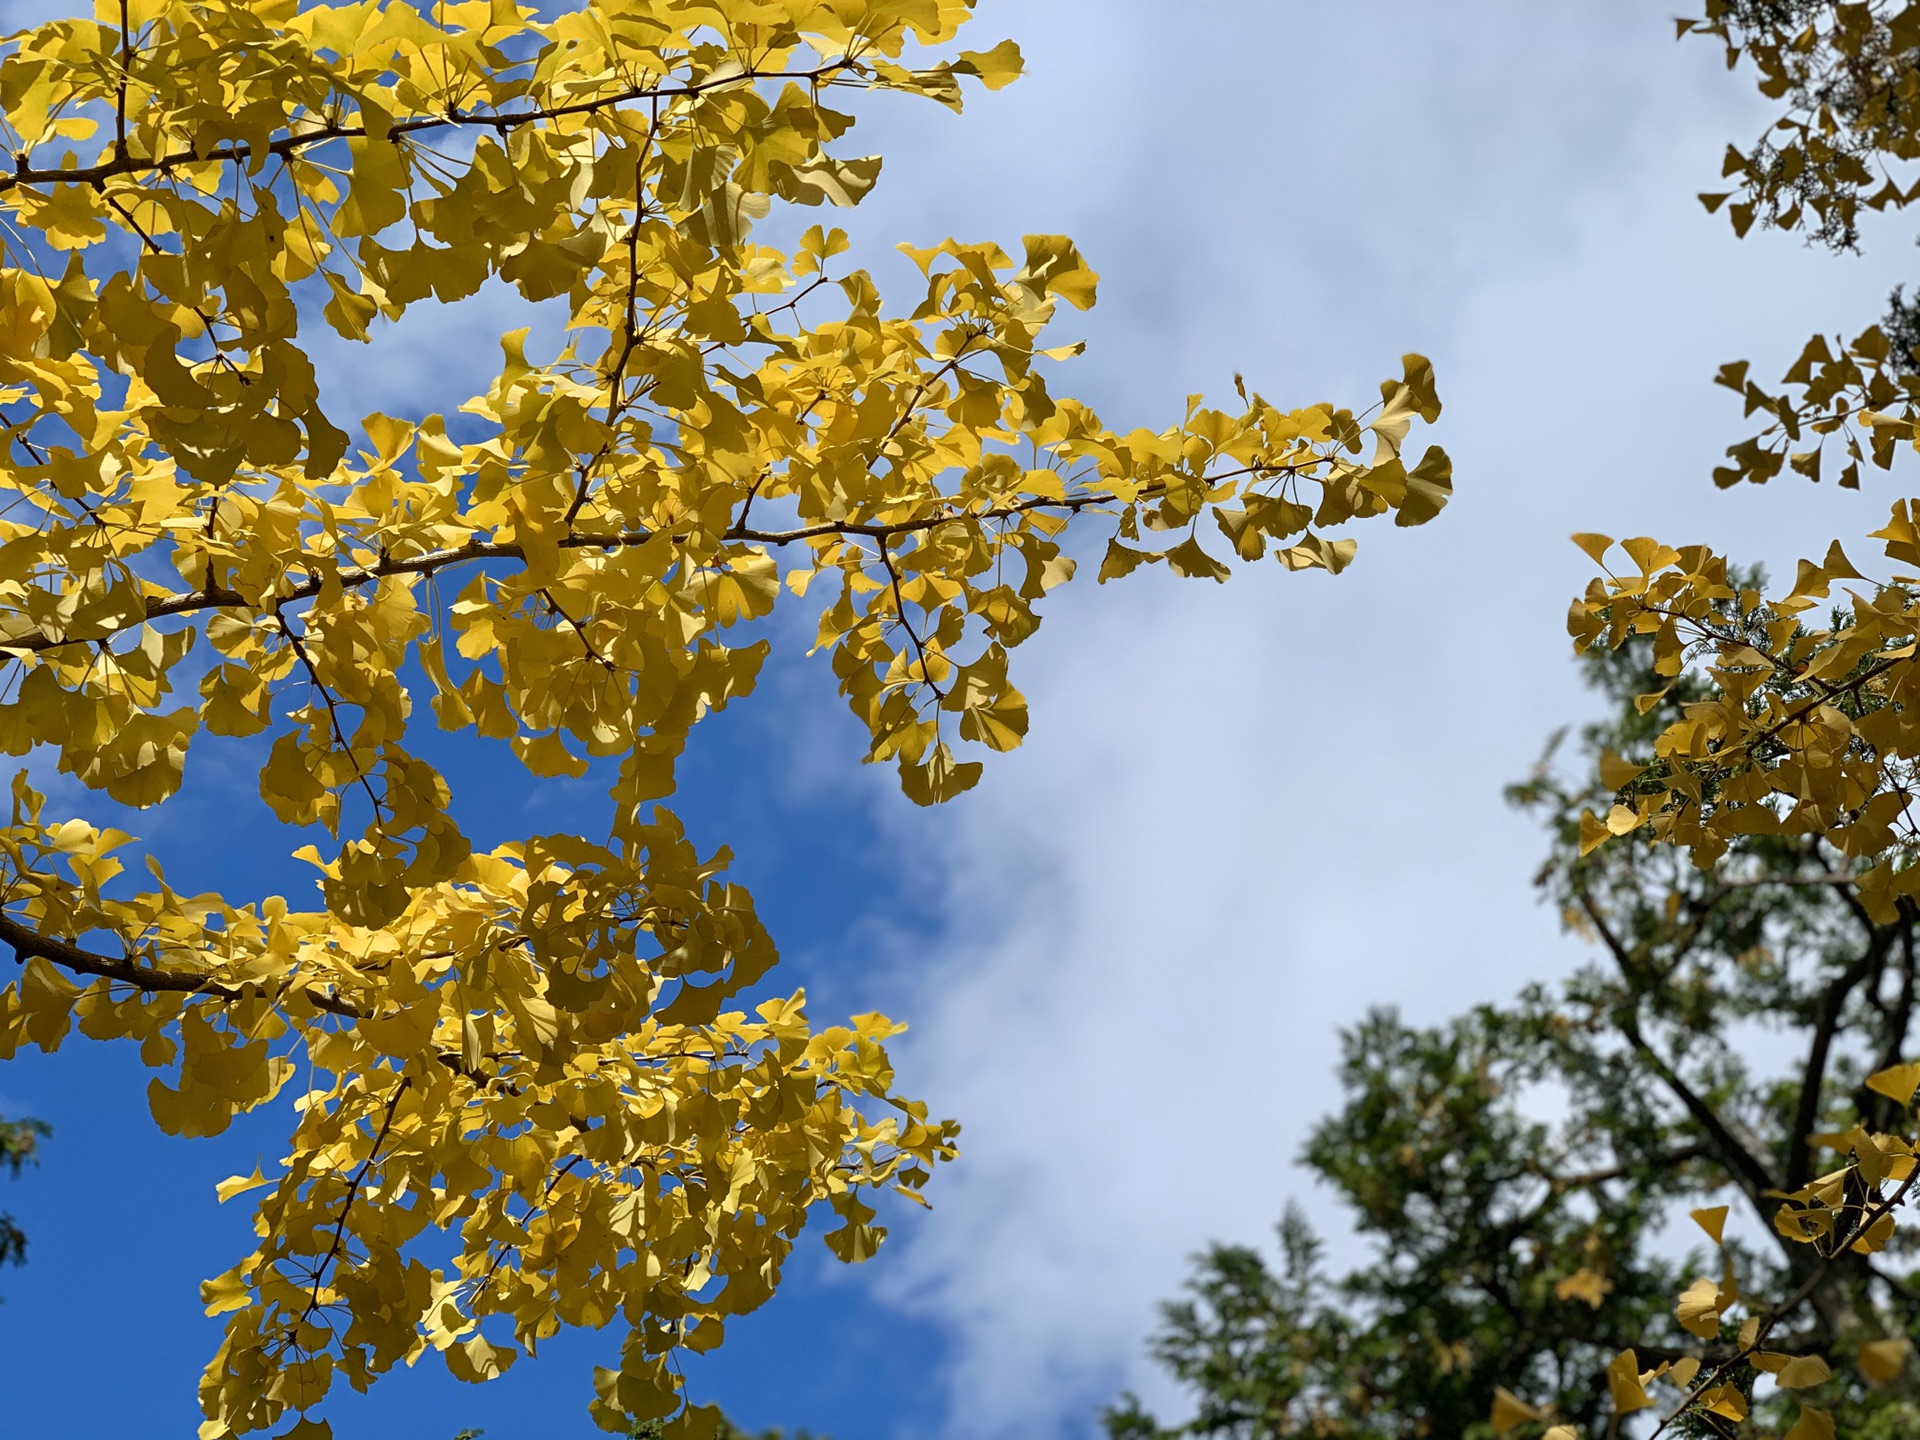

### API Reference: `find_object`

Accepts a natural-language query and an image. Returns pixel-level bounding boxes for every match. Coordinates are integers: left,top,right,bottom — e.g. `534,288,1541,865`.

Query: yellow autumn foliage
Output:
0,1,1449,1434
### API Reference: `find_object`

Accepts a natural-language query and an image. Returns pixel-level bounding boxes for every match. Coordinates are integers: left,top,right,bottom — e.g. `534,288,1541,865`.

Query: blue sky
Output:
5,2,1920,1437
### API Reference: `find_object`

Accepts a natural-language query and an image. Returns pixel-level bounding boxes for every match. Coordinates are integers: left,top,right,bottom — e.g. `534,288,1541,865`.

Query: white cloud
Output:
2,3,1906,1433
818,2,1920,1435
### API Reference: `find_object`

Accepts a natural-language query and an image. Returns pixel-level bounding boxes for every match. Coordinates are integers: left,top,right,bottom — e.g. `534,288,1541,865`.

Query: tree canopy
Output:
0,1,1451,1435
1115,3,1920,1437
1106,634,1920,1439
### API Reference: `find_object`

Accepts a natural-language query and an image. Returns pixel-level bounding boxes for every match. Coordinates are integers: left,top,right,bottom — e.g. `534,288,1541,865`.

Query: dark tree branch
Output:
0,468,1308,655
1581,890,1785,1209
1786,925,1894,1193
0,910,510,1089
0,908,362,1017
0,62,860,197
273,609,388,825
1615,1010,1782,1209
301,1076,410,1323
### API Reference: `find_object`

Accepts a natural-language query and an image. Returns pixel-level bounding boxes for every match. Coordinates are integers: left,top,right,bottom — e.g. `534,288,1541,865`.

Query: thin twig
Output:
301,1077,411,1322
876,535,944,700
273,609,388,824
539,588,615,672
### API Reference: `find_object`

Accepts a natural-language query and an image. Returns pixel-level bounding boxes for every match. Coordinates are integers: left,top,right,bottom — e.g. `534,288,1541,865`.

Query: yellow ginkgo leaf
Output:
1490,1386,1542,1433
1598,748,1647,789
1701,1384,1748,1421
213,1163,269,1204
1676,1276,1729,1339
1862,1337,1913,1385
1775,1355,1833,1389
1866,1062,1920,1106
1690,1205,1729,1245
1572,532,1615,565
1555,1267,1614,1308
1605,803,1643,836
1607,1349,1653,1414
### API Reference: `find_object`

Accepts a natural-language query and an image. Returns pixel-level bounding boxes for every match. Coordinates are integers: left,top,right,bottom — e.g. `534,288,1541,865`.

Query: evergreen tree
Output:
1108,630,1920,1437
0,1113,47,1281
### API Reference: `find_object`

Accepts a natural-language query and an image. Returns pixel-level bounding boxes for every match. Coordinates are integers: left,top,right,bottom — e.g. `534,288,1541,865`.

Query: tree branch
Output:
0,910,511,1090
0,908,363,1017
301,1075,410,1323
539,588,616,672
0,478,1224,655
1577,892,1785,1205
876,535,944,701
0,62,858,198
273,609,388,825
1617,1012,1784,1205
1786,925,1894,1193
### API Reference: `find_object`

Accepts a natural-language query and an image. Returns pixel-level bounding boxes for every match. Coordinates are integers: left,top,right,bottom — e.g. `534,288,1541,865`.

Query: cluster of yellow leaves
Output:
0,0,1450,1434
1704,326,1920,492
1570,527,1920,1432
1566,523,1920,923
1614,1067,1920,1440
1490,1066,1920,1440
1684,1,1920,251
0,774,949,1435
0,0,1447,847
1522,9,1920,1438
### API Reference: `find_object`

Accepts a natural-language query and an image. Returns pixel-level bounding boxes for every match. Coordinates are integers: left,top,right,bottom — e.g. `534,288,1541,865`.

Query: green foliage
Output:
1882,284,1920,373
1103,1208,1362,1440
1111,4,1920,1428
0,1112,47,1277
1107,634,1920,1437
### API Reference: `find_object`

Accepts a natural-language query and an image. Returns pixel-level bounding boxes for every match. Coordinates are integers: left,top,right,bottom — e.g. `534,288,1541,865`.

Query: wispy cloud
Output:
4,4,1910,1435
819,2,1915,1434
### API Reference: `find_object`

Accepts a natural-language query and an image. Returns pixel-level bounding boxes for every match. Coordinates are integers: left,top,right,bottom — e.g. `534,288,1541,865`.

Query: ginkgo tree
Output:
0,1,1452,1435
1105,630,1920,1440
1108,1,1920,1437
1480,0,1920,1436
